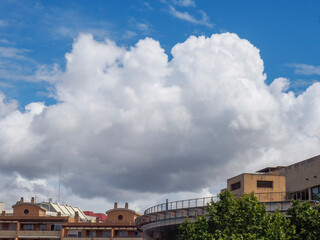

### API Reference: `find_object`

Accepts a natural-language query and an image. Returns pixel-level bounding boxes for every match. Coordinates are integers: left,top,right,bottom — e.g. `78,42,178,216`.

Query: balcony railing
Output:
143,191,314,215
0,230,16,237
144,196,218,215
18,230,61,237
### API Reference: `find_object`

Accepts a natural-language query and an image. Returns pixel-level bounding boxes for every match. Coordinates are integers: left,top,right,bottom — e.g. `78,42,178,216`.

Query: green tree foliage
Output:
179,190,320,240
287,200,320,240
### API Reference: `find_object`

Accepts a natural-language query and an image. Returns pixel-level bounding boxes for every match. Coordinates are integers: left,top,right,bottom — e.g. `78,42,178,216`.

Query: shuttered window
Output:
257,180,273,188
231,181,241,191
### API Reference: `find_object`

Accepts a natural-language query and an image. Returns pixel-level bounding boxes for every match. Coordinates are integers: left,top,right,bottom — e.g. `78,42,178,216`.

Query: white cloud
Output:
0,33,319,212
291,64,320,75
168,5,214,27
173,0,195,7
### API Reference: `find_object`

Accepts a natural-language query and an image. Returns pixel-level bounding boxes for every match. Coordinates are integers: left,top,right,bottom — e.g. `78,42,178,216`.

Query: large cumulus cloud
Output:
0,33,319,209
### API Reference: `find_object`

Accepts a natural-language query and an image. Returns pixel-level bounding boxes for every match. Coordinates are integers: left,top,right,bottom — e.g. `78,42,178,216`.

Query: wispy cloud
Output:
173,0,195,7
290,64,320,75
0,47,30,60
168,5,214,27
0,39,11,44
143,1,153,10
0,81,14,88
0,20,8,27
123,30,137,39
128,17,153,35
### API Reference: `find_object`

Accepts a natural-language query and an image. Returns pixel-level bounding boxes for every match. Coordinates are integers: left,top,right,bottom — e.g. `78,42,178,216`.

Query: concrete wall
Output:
279,155,320,193
227,174,245,196
243,174,286,194
228,173,286,201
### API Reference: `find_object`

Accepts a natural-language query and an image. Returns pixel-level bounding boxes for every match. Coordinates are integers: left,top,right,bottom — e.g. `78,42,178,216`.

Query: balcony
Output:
18,230,61,238
0,230,16,238
63,238,142,240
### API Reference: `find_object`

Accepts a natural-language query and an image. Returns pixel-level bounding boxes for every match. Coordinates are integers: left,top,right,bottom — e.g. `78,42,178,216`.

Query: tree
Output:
287,200,320,240
179,190,296,240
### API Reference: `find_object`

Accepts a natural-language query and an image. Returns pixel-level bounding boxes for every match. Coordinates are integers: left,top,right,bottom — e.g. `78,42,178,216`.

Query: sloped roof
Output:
83,211,107,222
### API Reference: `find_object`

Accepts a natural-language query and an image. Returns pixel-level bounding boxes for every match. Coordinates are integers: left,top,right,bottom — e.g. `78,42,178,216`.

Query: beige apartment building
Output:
0,197,142,240
227,154,320,202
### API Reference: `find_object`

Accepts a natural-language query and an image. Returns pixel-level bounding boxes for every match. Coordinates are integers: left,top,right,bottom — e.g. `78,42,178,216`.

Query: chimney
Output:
57,212,61,217
114,202,118,209
20,197,24,203
1,211,5,216
75,211,80,222
31,197,35,204
96,217,100,222
125,203,129,209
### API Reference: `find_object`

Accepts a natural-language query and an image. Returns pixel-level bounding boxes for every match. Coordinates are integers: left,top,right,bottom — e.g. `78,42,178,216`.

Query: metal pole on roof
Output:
58,161,61,203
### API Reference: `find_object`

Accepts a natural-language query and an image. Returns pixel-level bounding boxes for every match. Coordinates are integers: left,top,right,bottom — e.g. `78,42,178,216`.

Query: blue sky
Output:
0,1,320,212
0,0,319,107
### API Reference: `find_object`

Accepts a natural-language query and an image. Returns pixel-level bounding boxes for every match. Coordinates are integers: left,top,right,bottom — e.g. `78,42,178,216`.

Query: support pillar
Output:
15,221,20,240
110,228,115,240
308,187,312,200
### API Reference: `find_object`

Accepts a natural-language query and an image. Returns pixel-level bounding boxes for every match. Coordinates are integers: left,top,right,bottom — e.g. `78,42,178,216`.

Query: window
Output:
257,180,273,188
89,231,96,237
8,224,17,230
118,231,128,237
312,186,320,200
102,231,111,237
293,189,309,200
40,224,46,230
118,215,123,220
51,224,62,231
67,230,81,237
231,181,241,191
23,224,34,230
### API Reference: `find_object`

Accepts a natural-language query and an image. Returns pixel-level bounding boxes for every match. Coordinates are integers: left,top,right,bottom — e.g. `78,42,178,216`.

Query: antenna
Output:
58,161,61,203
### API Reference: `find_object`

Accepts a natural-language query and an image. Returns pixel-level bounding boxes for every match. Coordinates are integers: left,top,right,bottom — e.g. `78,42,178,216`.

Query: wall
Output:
228,173,286,202
13,204,46,217
279,155,320,193
107,209,137,224
227,174,245,196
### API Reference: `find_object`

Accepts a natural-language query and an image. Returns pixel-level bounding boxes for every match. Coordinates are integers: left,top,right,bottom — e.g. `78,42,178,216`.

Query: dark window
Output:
102,231,111,237
89,231,96,237
118,231,128,237
23,224,34,230
24,209,29,214
51,224,62,231
118,215,123,220
257,180,273,188
8,224,17,230
231,181,241,191
40,224,46,230
312,186,320,200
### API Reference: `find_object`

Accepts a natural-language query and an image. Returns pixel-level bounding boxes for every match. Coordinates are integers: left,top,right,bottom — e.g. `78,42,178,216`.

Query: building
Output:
0,197,142,240
136,154,320,240
64,202,142,239
227,154,320,202
226,170,287,202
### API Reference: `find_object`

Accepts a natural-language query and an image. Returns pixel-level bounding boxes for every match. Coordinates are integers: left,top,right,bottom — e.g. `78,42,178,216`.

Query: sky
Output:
0,0,319,213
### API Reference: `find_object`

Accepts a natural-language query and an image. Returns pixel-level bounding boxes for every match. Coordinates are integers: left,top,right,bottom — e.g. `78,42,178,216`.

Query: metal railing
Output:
233,192,298,202
144,196,218,215
143,191,314,215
